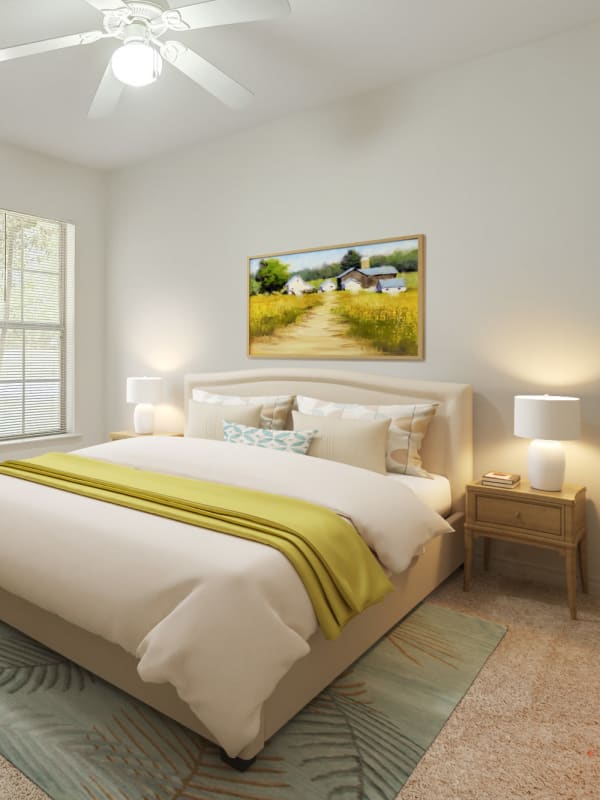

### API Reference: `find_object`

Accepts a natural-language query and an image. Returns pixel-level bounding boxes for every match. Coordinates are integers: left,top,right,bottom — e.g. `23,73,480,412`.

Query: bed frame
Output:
0,368,472,763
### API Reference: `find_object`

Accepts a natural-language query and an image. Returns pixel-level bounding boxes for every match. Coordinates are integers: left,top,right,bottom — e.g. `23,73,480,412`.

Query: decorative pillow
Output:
186,402,262,440
292,411,390,474
223,421,316,455
192,389,293,430
296,396,438,478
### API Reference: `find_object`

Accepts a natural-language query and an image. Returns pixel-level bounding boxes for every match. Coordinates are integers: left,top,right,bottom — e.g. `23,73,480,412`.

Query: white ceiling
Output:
0,0,599,170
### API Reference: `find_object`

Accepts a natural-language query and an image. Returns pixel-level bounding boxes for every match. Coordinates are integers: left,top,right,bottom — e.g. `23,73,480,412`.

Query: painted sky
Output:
249,238,419,275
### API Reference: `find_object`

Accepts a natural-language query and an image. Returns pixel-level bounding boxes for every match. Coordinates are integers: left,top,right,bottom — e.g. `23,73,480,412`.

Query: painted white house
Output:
284,275,313,295
377,277,407,295
319,279,336,292
343,278,362,293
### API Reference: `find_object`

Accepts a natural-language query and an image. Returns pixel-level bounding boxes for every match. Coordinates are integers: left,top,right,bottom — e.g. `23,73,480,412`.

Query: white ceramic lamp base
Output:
527,439,565,491
133,403,155,435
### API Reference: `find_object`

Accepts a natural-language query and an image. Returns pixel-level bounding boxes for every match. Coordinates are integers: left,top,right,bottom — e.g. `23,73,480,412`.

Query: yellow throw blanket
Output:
0,453,392,639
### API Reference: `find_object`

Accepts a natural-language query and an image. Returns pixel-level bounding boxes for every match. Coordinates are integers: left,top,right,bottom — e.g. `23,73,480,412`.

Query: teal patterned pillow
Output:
223,421,316,455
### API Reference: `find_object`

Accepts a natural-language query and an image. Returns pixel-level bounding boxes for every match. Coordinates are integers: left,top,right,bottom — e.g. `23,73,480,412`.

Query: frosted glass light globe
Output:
111,42,163,88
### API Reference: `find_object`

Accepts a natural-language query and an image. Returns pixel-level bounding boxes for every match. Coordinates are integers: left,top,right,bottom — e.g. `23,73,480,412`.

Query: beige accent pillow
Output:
192,389,293,430
293,411,390,474
186,402,262,440
296,395,438,478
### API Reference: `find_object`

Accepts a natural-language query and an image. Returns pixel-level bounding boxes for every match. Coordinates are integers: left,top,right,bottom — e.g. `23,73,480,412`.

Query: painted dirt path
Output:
251,292,381,357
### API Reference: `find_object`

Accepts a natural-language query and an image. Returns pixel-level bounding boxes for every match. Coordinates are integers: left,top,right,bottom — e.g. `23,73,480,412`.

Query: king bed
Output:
0,368,472,765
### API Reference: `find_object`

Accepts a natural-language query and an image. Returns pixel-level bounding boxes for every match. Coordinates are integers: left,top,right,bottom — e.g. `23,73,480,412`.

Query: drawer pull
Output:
514,511,521,520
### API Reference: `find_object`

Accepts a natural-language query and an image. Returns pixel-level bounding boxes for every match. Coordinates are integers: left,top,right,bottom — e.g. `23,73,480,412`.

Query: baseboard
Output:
473,549,600,597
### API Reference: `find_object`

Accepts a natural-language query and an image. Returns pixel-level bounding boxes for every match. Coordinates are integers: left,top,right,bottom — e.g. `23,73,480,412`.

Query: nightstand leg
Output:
578,535,589,594
463,530,473,591
565,548,577,620
483,538,491,571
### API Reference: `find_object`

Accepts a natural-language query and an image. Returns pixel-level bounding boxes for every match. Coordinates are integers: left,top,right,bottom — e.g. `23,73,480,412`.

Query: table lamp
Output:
126,377,163,434
514,395,580,491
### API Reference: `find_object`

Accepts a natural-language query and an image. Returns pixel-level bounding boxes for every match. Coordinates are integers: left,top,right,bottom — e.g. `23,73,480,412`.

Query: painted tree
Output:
255,258,290,293
340,249,362,271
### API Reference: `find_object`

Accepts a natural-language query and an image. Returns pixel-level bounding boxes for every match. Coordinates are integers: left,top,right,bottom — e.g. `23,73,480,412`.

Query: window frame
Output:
0,208,75,443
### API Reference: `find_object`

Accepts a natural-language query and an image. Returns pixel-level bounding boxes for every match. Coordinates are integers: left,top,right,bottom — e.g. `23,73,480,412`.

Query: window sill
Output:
0,433,83,451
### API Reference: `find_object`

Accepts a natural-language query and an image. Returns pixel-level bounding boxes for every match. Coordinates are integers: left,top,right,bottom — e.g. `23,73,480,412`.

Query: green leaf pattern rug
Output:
0,603,505,800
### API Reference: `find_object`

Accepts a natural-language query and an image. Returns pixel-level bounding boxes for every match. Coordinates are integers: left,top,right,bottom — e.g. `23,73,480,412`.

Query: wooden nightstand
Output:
109,432,183,441
464,480,587,619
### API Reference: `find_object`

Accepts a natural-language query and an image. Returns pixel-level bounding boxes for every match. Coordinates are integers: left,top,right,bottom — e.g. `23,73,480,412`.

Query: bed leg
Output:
219,748,257,772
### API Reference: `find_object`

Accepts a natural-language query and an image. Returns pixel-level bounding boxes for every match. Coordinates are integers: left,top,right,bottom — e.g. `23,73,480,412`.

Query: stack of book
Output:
481,471,521,488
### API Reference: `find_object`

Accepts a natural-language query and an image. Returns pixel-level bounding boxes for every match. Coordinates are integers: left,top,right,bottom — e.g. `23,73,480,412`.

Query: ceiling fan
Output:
0,0,291,118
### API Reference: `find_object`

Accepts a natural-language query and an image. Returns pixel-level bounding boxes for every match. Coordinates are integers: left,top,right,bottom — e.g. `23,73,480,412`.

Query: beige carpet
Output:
1,570,599,800
400,571,600,800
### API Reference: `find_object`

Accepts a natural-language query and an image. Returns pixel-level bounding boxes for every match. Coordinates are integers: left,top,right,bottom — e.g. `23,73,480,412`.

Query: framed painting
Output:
248,234,424,360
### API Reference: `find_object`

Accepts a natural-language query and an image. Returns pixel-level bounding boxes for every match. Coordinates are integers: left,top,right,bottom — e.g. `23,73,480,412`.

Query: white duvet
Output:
0,437,452,756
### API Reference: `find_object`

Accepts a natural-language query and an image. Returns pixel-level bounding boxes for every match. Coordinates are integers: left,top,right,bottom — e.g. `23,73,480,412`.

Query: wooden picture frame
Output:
248,234,424,360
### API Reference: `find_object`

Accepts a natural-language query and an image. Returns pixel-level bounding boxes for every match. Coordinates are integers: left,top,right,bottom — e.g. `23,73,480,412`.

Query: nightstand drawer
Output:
475,495,562,537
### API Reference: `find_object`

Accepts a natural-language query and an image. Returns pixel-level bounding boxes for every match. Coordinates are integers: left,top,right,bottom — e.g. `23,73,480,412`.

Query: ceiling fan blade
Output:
0,31,105,63
170,0,291,31
163,43,253,109
81,0,129,11
88,63,124,119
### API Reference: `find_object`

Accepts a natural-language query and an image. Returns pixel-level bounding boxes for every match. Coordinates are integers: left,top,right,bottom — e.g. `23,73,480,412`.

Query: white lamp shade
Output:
126,377,163,405
514,395,580,441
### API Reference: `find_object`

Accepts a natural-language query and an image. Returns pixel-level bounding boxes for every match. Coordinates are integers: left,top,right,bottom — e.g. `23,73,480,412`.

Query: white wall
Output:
107,21,600,592
0,141,106,458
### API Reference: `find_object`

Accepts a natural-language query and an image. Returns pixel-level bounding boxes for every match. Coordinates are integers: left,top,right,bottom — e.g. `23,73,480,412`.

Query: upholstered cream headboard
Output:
184,368,473,513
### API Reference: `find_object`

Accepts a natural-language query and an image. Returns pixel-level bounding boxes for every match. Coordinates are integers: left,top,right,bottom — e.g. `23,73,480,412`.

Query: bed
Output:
0,367,472,765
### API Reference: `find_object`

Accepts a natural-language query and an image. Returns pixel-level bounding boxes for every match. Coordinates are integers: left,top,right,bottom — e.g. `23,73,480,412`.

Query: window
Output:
0,209,74,442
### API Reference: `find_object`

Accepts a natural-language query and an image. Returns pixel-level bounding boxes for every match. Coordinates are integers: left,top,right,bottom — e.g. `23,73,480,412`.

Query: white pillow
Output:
192,389,293,430
186,402,262,440
293,411,390,474
296,395,438,478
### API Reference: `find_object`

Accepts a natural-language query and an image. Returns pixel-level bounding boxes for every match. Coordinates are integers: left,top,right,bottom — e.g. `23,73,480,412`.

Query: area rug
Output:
0,603,505,800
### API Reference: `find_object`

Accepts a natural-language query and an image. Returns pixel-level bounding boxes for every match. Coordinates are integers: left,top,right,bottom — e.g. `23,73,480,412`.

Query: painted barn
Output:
337,265,398,291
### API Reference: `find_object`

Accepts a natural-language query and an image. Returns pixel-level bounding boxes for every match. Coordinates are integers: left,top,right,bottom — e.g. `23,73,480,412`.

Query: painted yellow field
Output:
249,289,419,358
249,294,324,338
332,291,419,356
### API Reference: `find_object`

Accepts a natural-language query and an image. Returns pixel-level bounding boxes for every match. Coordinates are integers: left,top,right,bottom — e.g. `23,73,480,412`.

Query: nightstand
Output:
464,480,587,619
109,432,183,441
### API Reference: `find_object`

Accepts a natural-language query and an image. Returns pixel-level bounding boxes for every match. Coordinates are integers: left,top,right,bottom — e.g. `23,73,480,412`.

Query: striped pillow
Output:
293,411,389,474
186,401,262,440
223,421,316,455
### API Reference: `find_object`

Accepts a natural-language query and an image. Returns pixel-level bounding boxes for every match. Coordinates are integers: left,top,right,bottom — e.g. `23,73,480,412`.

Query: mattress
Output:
385,472,452,517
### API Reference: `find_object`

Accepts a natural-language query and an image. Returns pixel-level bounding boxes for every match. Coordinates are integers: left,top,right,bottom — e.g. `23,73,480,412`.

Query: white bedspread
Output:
0,437,452,756
385,472,453,517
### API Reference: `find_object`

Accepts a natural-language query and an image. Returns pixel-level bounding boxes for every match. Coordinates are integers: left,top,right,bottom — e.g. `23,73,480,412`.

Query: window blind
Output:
0,209,73,441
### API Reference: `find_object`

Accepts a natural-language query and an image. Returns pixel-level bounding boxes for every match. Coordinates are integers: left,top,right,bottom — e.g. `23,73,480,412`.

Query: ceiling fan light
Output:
111,41,162,88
